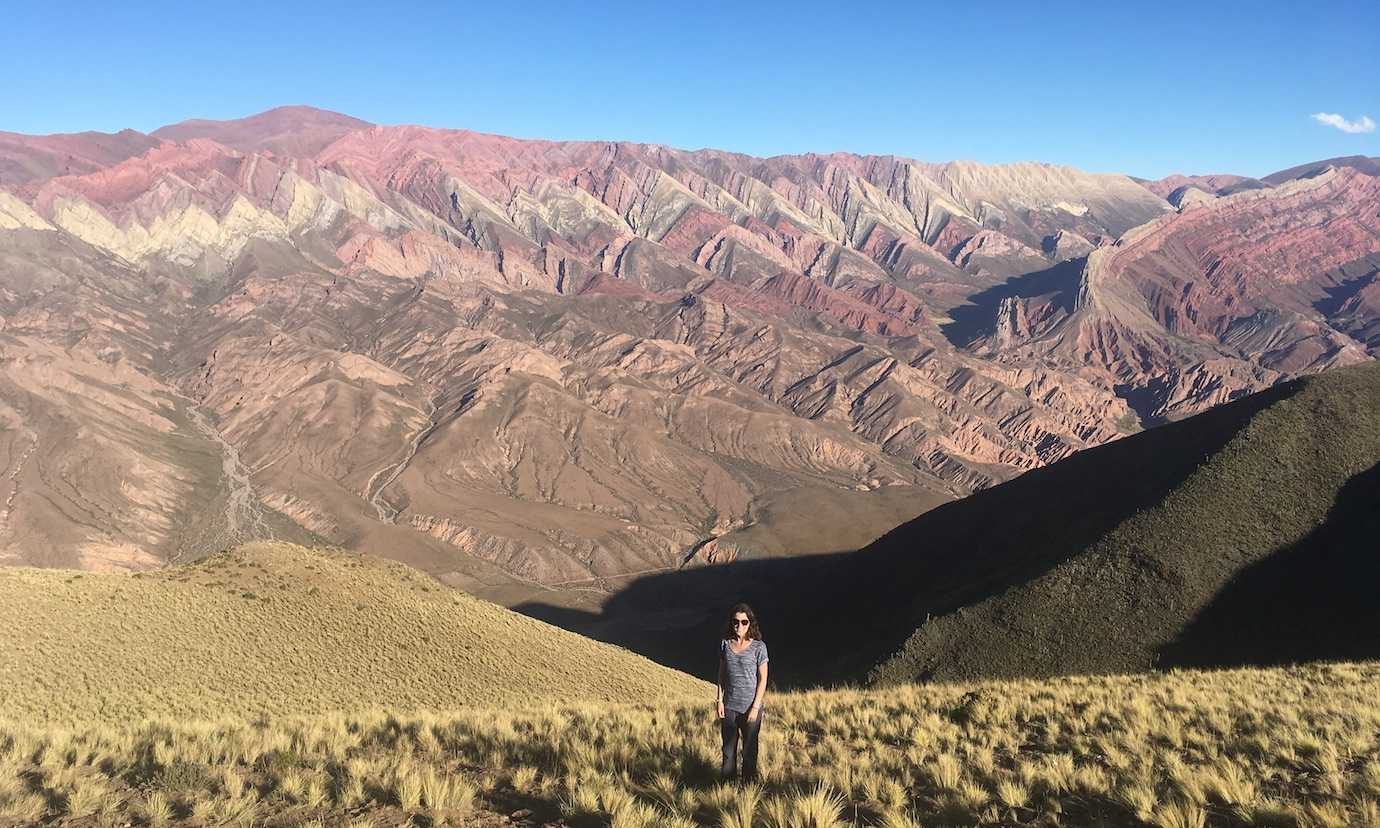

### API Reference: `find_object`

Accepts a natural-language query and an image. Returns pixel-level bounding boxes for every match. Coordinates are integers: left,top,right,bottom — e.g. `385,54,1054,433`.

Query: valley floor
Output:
2,661,1378,827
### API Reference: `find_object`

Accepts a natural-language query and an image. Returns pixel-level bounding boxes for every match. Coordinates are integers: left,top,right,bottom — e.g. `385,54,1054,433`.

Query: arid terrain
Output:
2,107,1376,610
7,0,1380,817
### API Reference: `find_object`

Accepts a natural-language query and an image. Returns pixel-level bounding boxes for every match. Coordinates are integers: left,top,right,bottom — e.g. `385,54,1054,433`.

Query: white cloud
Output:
1311,112,1376,134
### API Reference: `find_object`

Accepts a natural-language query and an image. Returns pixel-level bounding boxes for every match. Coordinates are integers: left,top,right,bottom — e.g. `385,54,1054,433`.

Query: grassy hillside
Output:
1,662,1377,826
869,361,1380,684
0,542,709,725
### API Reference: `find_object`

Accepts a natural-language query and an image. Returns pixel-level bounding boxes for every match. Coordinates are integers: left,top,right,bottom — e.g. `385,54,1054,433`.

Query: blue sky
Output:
3,0,1376,179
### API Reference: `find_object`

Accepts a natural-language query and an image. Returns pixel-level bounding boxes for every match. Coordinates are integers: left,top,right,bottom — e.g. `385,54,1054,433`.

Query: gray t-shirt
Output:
719,638,769,714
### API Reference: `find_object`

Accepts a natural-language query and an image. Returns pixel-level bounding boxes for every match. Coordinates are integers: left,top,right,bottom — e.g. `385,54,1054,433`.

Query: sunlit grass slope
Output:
2,662,1378,826
0,542,709,725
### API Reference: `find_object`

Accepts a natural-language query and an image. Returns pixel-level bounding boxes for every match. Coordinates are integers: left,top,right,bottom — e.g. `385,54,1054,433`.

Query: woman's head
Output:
723,603,762,641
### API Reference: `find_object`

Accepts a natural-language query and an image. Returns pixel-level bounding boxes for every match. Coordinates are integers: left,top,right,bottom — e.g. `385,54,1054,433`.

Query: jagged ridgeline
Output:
4,107,1378,596
0,542,709,725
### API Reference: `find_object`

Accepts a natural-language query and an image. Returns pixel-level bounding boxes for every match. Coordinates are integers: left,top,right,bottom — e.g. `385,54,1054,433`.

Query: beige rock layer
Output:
0,110,1374,590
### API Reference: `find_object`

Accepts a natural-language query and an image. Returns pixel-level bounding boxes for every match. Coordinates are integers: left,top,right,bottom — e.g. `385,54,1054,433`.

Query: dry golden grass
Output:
1,661,1378,825
5,542,1379,824
0,542,710,724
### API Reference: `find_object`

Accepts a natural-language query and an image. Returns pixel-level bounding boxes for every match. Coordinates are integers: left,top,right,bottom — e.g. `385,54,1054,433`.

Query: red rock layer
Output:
0,106,1374,587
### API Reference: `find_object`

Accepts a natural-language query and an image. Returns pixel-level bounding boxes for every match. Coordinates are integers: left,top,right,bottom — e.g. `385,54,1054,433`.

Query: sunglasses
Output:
732,618,751,626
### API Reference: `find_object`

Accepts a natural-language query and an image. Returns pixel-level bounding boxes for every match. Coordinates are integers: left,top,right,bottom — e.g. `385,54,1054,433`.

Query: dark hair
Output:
722,602,763,641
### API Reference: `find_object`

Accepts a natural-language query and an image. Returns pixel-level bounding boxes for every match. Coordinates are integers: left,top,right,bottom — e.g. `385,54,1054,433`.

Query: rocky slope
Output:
963,167,1380,421
0,107,1376,595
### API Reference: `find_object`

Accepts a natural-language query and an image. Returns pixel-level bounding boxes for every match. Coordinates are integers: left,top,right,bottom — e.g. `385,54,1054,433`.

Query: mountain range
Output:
0,106,1376,610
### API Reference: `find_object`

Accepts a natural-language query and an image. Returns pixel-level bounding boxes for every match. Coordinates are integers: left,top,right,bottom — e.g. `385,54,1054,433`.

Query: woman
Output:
716,602,769,782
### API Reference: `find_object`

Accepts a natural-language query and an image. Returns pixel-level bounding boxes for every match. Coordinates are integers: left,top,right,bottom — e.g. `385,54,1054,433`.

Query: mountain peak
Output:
150,105,372,156
1263,155,1380,185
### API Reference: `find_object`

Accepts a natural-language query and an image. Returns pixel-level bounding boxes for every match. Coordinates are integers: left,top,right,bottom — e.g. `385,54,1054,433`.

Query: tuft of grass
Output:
62,772,109,816
878,811,924,828
927,752,962,791
393,762,423,812
559,779,602,819
509,764,539,793
138,790,173,827
789,781,849,828
715,782,761,828
996,777,1029,810
1204,759,1258,807
190,797,217,823
1153,799,1208,828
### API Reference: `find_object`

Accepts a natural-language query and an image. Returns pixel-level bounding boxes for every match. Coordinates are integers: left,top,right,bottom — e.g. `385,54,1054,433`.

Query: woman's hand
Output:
747,704,759,723
716,700,725,719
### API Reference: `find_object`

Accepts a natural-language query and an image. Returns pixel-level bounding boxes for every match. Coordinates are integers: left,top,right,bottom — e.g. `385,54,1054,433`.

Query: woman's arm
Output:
716,653,727,718
748,659,768,721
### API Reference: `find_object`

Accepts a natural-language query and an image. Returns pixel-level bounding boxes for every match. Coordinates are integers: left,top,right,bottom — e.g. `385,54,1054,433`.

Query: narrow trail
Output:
0,437,36,540
174,393,271,560
491,563,682,597
542,564,681,588
471,523,704,594
365,398,440,524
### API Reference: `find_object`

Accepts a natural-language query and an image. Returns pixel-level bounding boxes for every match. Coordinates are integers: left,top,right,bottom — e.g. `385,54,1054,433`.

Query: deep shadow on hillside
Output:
869,362,1380,685
938,258,1083,348
516,376,1306,688
1162,461,1380,667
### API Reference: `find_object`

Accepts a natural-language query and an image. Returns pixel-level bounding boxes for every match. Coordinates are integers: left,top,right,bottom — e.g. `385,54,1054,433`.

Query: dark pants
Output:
720,709,765,781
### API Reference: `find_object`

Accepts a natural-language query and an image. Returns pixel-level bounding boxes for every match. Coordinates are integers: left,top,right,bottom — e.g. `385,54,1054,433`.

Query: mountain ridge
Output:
0,106,1376,603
